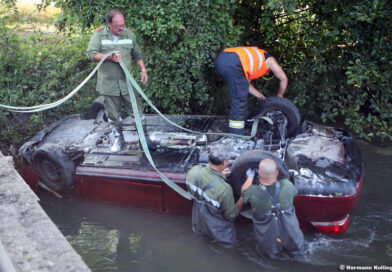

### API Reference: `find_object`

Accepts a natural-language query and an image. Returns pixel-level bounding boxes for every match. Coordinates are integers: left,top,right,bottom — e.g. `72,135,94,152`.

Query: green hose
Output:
0,52,112,112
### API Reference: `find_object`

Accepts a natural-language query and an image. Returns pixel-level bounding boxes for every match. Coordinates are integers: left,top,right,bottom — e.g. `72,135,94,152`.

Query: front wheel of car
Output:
32,144,75,192
229,150,289,200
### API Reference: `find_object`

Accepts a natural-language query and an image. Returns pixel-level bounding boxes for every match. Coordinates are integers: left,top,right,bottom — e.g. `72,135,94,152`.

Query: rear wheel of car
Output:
32,144,75,192
253,97,300,138
229,150,288,199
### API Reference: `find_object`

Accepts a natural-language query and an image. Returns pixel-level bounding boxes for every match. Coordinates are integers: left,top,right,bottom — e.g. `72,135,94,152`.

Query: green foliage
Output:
0,12,96,151
235,0,392,140
42,0,241,114
128,0,241,114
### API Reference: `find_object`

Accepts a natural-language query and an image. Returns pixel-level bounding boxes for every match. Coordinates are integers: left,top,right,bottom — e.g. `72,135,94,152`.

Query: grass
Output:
1,0,61,35
1,0,60,25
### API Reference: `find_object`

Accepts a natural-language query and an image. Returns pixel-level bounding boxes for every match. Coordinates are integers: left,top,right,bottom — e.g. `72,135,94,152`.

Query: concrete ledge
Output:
0,153,90,272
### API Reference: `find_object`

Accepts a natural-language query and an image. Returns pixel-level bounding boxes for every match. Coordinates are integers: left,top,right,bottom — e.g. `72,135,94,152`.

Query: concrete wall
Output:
0,153,90,272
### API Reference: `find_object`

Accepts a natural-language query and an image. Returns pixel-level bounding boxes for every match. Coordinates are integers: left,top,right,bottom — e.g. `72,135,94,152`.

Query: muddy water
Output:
38,141,392,272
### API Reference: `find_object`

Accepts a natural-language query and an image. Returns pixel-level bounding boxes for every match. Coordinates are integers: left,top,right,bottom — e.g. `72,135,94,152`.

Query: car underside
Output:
19,97,363,235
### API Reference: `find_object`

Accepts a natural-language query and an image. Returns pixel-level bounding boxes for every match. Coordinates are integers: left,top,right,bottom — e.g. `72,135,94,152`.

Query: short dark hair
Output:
106,9,125,24
208,145,231,165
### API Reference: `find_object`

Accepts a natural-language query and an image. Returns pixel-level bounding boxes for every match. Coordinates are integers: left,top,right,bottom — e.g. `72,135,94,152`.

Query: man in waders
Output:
241,158,308,259
186,145,244,248
87,9,156,152
215,46,288,135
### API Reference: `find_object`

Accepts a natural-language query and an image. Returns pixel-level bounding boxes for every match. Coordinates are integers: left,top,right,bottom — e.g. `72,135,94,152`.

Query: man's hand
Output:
136,59,148,85
246,168,255,178
242,168,256,193
222,167,231,177
140,70,148,85
111,51,121,63
249,84,266,100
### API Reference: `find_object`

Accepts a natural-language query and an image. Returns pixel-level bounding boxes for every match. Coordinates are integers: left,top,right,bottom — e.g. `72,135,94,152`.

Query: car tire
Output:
32,143,75,192
229,150,289,199
91,96,105,119
253,97,300,138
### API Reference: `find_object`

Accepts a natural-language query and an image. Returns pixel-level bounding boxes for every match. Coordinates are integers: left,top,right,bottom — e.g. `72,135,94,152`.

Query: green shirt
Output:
243,179,298,216
186,165,239,221
87,26,143,96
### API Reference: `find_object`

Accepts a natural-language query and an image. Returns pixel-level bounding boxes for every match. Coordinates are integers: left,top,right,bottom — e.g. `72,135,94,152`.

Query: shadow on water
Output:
38,141,392,272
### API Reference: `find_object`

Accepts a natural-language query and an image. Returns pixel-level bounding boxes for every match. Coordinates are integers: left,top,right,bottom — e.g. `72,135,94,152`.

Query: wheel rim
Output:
258,110,288,142
263,110,287,125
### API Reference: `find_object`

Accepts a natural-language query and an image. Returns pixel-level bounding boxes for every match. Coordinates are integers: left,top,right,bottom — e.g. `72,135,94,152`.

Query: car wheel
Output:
32,144,75,192
91,96,105,119
253,97,300,138
229,150,288,199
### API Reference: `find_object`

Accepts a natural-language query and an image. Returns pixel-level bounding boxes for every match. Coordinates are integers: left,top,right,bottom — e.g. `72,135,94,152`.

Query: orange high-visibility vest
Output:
223,47,269,81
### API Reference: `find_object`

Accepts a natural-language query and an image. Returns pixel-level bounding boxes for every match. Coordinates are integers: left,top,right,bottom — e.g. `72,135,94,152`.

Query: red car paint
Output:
20,162,362,234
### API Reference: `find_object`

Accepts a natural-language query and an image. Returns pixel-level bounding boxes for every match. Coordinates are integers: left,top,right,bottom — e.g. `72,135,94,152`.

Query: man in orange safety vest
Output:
215,46,288,135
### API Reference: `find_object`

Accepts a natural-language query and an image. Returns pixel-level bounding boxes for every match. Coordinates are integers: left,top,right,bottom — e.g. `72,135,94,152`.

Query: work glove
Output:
246,168,255,178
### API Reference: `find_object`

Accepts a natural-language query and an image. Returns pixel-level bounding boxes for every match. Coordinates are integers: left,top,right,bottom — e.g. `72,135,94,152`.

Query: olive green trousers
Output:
103,92,144,124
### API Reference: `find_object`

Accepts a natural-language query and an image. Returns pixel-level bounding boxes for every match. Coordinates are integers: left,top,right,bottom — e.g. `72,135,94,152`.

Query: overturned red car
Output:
19,97,362,235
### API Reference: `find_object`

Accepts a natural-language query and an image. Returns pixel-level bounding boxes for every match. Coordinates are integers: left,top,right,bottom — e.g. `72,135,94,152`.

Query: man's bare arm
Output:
249,84,266,100
266,57,288,97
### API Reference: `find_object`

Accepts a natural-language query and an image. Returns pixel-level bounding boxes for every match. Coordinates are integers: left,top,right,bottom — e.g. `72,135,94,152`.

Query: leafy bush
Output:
129,0,242,114
40,0,241,114
0,11,96,152
235,0,392,140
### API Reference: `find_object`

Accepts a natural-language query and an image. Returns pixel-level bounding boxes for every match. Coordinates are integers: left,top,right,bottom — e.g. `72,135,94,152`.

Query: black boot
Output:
111,124,125,152
142,124,157,151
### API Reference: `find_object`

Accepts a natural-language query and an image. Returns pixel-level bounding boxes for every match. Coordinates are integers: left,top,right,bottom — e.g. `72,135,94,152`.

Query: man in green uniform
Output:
186,145,243,248
241,158,308,259
87,9,155,152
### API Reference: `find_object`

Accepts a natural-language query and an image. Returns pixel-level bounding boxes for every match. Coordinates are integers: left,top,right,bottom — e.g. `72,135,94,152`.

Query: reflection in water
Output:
67,223,119,272
38,141,392,272
129,233,142,254
304,204,392,267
